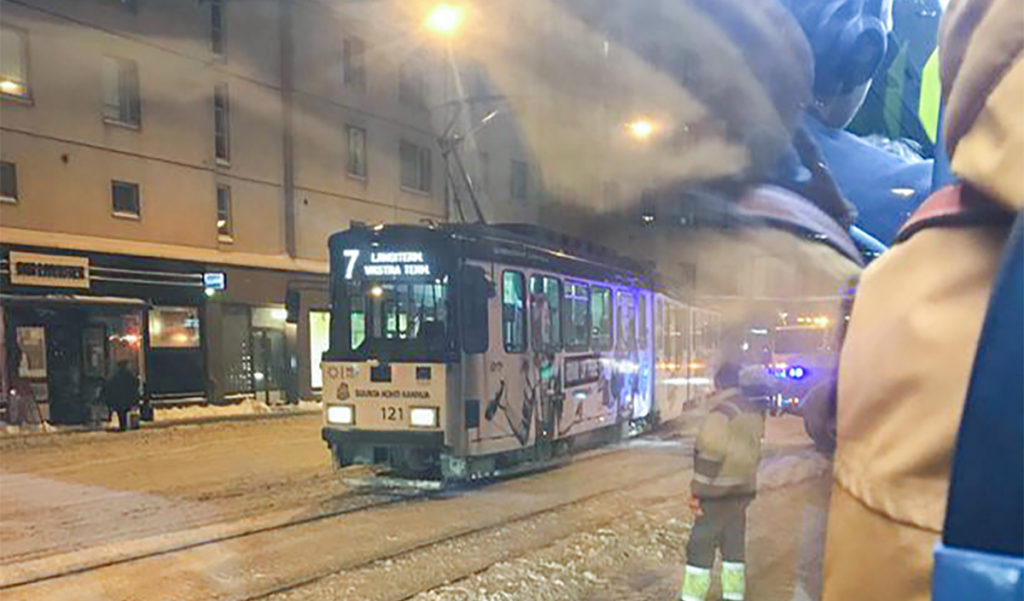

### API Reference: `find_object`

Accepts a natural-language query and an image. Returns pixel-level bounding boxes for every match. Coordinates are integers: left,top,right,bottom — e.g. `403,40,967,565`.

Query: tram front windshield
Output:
347,280,451,358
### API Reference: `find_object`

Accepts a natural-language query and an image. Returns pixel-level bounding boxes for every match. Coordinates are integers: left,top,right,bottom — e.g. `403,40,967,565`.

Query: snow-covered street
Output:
0,412,830,601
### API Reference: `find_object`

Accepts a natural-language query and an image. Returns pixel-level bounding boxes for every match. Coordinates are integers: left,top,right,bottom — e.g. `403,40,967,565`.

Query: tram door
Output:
617,291,638,420
529,275,561,454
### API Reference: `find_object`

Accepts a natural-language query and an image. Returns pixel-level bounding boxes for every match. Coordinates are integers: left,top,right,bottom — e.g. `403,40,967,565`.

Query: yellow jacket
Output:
692,391,765,499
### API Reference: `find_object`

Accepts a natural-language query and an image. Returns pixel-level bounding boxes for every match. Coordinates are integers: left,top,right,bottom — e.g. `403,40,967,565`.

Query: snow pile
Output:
413,508,690,601
151,398,320,423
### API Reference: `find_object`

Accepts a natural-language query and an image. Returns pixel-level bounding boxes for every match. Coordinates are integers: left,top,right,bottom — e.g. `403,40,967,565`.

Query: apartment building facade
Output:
0,0,548,422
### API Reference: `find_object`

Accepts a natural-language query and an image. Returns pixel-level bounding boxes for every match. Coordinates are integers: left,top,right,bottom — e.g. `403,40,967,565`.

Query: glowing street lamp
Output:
425,3,465,36
626,118,657,140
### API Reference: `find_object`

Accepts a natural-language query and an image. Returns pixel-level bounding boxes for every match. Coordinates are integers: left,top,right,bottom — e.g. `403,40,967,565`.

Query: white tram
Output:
320,223,720,481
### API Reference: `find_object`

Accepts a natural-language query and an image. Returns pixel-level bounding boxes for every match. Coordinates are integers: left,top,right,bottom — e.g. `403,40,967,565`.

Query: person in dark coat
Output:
104,360,139,432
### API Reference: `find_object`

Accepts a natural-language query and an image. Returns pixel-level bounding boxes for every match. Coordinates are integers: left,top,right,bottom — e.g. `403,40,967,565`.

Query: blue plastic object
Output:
933,214,1024,600
933,546,1024,600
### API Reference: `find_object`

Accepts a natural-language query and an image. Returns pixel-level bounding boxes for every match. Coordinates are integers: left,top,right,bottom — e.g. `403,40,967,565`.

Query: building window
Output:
399,140,431,193
342,36,365,90
149,306,201,348
346,125,367,178
591,286,613,351
214,83,230,163
0,28,30,100
111,180,140,218
216,184,232,239
502,270,526,353
563,281,590,351
476,151,490,194
510,160,528,200
0,161,17,203
398,59,427,109
102,57,140,126
210,0,225,56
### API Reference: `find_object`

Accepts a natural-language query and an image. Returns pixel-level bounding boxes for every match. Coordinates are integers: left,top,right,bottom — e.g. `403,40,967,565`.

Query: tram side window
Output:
502,270,527,353
591,286,613,351
669,308,678,367
350,293,366,350
638,294,648,350
529,275,562,351
666,307,676,366
677,307,689,367
686,309,694,365
616,291,636,351
655,297,665,355
563,282,590,351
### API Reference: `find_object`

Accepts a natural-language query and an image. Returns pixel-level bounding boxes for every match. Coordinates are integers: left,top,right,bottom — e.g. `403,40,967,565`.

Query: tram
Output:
319,222,720,482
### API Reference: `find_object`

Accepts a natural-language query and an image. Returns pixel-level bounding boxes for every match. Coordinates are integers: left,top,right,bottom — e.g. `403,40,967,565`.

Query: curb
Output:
0,409,321,446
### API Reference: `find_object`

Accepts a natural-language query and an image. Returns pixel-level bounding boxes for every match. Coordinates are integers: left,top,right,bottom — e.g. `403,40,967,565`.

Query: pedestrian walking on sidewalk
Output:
103,361,139,432
679,362,766,601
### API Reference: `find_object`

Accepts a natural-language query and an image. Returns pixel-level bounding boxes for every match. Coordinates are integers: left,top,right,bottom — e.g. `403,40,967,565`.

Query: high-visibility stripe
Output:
722,561,747,601
919,48,941,144
692,473,749,486
681,564,712,601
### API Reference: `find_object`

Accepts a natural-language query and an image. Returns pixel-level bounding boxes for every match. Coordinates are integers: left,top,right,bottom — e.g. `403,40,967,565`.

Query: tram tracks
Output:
0,489,418,592
242,464,687,601
0,432,699,600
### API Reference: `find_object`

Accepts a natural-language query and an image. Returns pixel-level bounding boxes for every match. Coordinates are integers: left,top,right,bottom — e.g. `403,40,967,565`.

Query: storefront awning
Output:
0,294,148,306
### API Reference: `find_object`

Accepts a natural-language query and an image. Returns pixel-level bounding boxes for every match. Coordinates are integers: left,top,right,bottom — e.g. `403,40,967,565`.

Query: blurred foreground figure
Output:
681,364,766,601
781,0,934,243
822,1,1023,599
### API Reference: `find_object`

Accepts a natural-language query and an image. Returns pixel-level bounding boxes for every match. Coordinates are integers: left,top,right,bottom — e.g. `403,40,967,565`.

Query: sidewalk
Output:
1,398,322,441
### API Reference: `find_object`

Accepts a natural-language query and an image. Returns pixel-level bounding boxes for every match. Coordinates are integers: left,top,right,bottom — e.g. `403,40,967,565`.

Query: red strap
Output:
898,185,966,238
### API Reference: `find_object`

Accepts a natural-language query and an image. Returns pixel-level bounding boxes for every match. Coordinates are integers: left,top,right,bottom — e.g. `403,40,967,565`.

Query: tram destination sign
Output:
342,248,432,279
9,251,90,289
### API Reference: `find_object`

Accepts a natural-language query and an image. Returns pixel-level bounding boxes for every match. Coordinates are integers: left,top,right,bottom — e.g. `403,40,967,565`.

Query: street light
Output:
626,118,657,140
425,3,465,36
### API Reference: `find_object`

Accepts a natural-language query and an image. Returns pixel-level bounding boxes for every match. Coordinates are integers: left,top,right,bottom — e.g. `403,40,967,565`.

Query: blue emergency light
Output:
786,366,807,380
771,365,808,380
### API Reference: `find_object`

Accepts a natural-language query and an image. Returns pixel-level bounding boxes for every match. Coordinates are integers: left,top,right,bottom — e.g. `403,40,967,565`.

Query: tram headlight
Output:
326,405,355,425
409,406,439,428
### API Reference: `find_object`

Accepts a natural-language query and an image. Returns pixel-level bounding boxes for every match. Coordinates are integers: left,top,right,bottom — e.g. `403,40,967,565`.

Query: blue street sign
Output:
203,272,226,290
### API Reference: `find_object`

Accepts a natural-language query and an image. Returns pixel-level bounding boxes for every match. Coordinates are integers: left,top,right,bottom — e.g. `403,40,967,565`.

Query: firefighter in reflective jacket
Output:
680,363,765,601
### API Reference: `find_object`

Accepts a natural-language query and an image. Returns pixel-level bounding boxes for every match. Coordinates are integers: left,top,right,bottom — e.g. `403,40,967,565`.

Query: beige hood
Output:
940,0,1024,209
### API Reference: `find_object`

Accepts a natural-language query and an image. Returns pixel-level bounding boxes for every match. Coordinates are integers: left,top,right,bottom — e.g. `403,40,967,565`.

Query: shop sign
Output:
9,252,90,289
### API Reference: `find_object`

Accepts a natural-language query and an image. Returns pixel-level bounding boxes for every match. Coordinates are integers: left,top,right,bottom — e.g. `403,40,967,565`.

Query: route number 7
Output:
342,249,360,280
